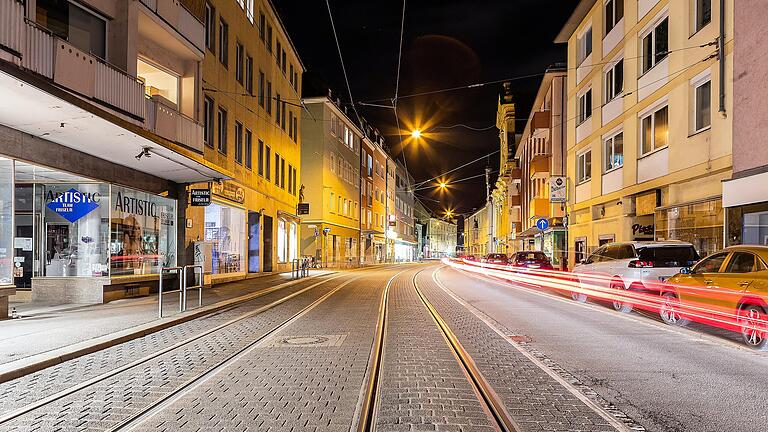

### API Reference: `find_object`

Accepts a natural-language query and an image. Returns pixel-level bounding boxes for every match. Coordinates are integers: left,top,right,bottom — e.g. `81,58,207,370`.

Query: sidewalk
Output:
0,271,330,370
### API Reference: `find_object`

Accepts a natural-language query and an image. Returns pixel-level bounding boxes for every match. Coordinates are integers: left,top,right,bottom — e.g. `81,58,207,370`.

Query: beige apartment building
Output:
426,218,457,258
464,204,491,257
299,96,362,267
515,66,568,268
0,0,229,314
557,0,733,267
491,84,522,256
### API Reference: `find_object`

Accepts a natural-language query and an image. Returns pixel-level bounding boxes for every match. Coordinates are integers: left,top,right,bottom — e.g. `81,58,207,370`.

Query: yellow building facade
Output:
188,0,304,282
557,0,733,267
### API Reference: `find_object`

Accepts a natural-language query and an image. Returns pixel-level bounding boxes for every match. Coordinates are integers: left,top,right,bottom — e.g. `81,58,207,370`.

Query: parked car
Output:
660,245,768,350
509,251,554,270
571,241,699,312
461,254,478,262
481,253,509,265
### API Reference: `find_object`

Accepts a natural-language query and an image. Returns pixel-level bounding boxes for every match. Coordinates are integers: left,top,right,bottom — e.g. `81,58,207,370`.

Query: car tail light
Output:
629,260,654,268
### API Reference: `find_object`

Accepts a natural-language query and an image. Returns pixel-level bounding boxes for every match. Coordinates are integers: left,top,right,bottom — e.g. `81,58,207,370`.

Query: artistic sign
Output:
46,188,100,223
190,189,211,206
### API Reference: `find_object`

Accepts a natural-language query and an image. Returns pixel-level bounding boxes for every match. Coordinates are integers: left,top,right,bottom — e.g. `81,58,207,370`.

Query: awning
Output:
723,172,768,207
0,69,228,184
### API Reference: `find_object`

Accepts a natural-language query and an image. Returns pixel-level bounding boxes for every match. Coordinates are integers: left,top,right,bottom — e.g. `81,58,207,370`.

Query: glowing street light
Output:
410,129,421,139
439,182,447,190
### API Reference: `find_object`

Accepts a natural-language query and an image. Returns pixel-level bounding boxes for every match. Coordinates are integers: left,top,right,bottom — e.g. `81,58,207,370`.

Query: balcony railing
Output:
0,0,23,55
145,97,203,152
139,0,205,52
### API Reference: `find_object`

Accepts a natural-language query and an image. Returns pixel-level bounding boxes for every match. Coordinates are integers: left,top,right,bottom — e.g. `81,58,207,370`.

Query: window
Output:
257,139,264,175
275,94,281,125
204,96,214,147
266,25,273,53
258,71,265,107
294,72,299,91
234,121,243,164
245,55,253,94
282,50,287,74
137,58,179,104
292,167,297,194
642,17,668,73
290,64,294,87
694,80,711,132
36,0,106,59
235,42,244,84
276,41,282,66
281,101,287,130
577,27,592,64
265,145,271,180
259,12,265,41
640,105,669,155
330,192,335,211
725,252,757,273
217,107,227,154
694,0,711,32
281,158,286,188
578,89,592,124
604,131,624,172
693,252,728,274
218,18,228,67
275,153,280,185
288,111,293,139
245,130,252,170
292,115,298,142
288,164,293,193
577,150,592,184
266,82,272,115
605,59,624,101
605,0,624,34
246,0,254,23
205,3,215,52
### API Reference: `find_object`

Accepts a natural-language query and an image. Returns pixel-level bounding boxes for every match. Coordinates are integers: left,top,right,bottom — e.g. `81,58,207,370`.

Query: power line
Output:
325,0,362,126
434,123,497,131
409,149,500,190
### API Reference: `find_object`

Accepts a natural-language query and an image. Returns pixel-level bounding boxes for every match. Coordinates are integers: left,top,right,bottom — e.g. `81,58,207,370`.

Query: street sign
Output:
323,227,331,235
190,189,211,206
536,218,549,231
297,203,309,215
550,176,566,203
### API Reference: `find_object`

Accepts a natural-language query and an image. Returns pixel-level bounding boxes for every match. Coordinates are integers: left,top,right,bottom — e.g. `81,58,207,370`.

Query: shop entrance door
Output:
13,184,36,288
262,215,273,272
248,211,260,273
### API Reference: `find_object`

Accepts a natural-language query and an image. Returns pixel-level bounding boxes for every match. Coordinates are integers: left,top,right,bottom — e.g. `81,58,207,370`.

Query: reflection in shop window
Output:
0,159,12,285
656,199,723,258
290,222,297,261
205,203,245,274
277,218,286,262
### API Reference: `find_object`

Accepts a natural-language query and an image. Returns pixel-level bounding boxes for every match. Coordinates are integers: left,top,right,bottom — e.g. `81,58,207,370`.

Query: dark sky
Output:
273,0,574,217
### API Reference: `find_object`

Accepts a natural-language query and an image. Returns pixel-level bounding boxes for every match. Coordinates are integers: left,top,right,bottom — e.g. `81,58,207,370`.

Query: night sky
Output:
273,0,574,218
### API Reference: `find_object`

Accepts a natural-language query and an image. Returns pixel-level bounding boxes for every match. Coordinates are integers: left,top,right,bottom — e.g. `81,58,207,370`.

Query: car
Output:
481,253,508,265
571,241,699,313
509,251,554,270
661,245,768,350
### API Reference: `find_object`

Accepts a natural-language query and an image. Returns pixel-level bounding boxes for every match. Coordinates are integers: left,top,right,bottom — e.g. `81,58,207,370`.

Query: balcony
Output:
145,96,203,152
139,0,205,52
0,2,147,120
529,198,550,221
531,110,550,130
529,156,550,178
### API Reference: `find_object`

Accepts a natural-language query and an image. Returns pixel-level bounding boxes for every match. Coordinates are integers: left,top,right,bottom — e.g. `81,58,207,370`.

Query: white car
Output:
571,241,700,312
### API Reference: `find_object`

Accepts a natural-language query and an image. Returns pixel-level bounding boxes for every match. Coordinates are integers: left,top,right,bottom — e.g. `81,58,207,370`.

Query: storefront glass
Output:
277,218,286,263
41,183,110,277
656,198,723,257
289,221,298,261
726,202,768,247
205,203,245,274
0,159,12,285
110,185,177,276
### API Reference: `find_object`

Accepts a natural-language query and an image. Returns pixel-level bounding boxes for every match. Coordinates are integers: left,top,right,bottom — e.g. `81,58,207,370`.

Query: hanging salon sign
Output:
45,188,101,223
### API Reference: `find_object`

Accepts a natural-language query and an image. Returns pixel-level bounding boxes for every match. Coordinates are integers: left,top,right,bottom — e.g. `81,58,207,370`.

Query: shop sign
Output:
190,189,211,206
46,188,100,223
550,177,566,203
297,203,310,215
212,182,245,204
632,215,654,240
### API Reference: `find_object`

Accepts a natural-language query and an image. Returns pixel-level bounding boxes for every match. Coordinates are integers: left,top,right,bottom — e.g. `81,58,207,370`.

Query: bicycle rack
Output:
182,264,204,312
158,266,183,318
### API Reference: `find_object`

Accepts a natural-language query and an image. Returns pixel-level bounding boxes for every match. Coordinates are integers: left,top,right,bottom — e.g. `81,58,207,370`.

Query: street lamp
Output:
438,182,447,190
410,129,421,139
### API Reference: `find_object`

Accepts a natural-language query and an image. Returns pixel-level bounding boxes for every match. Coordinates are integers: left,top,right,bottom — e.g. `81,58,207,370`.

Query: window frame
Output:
218,17,228,67
639,104,669,157
603,130,624,173
265,145,271,180
235,41,244,84
641,16,669,75
604,0,624,35
692,76,712,134
693,0,712,34
577,88,593,125
245,54,253,94
577,26,593,65
217,106,227,155
234,120,243,164
203,96,214,148
204,3,215,53
604,58,624,102
576,149,592,184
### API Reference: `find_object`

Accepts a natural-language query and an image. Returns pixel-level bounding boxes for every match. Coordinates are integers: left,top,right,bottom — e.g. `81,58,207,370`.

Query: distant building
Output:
426,218,458,258
393,161,417,261
464,205,491,257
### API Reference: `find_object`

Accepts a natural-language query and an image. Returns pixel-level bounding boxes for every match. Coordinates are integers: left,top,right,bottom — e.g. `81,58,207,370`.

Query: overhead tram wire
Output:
392,0,409,173
407,149,500,191
325,0,362,126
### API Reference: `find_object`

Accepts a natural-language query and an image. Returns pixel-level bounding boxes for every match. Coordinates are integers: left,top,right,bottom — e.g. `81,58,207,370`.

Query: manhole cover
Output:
263,334,347,348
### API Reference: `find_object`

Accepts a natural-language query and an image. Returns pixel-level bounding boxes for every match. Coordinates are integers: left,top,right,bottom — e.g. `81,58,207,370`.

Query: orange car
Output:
661,245,768,349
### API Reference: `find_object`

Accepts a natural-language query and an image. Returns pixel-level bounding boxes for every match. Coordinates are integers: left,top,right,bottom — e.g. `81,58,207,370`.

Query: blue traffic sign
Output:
536,218,549,231
46,188,100,223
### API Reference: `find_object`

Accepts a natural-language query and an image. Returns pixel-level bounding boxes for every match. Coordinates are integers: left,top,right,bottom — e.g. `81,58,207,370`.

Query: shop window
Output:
277,218,287,262
640,105,668,155
290,222,298,261
36,0,106,59
656,199,723,257
605,59,623,102
0,159,13,284
605,0,624,34
138,58,179,106
642,17,668,74
205,203,245,274
604,131,624,172
110,185,176,276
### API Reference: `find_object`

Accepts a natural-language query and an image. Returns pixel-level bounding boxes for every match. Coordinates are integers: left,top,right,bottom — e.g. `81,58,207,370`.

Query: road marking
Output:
433,266,638,432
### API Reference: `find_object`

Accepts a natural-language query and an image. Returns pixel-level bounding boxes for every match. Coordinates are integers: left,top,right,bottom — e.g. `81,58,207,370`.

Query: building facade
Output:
464,204,490,257
722,0,768,247
516,66,569,268
426,218,458,258
393,160,417,261
188,0,304,282
299,96,361,267
557,0,733,267
491,85,522,256
371,136,389,262
0,0,229,315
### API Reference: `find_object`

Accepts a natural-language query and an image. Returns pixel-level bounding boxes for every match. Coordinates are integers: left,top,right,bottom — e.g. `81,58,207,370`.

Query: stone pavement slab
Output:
375,268,496,432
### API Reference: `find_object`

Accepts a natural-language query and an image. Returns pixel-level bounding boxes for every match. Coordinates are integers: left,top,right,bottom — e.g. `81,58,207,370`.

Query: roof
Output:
554,0,597,43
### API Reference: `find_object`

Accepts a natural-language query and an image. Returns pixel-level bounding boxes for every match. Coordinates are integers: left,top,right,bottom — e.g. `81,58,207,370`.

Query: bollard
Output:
158,266,183,318
182,265,205,312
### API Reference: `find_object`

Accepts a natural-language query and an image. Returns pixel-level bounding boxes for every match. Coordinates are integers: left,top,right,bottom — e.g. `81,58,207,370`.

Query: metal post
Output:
181,265,204,312
158,266,182,318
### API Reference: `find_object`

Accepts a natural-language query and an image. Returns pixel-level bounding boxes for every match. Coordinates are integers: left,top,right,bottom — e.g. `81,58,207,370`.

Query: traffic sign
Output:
550,176,566,203
536,218,549,231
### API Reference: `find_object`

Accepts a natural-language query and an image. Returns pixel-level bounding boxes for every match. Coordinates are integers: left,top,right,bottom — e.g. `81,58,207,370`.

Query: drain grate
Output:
264,334,347,347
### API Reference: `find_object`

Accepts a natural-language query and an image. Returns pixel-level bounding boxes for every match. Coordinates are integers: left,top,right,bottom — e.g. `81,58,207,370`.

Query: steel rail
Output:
0,272,350,426
109,275,362,431
354,267,410,432
412,267,521,432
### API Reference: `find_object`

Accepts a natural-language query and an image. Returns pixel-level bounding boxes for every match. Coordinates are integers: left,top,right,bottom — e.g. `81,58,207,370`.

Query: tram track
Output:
0,271,358,430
